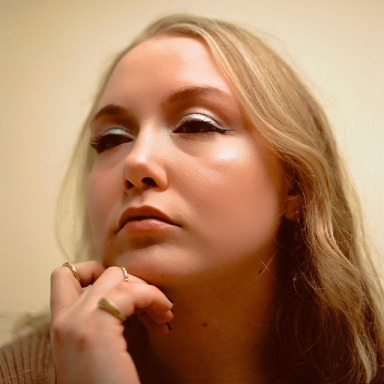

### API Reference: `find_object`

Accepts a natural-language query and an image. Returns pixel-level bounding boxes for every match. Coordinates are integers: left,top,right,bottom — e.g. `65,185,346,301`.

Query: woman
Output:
1,13,383,384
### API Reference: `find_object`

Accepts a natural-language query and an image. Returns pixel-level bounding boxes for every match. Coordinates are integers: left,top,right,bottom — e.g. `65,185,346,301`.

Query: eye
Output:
174,114,231,135
90,128,134,153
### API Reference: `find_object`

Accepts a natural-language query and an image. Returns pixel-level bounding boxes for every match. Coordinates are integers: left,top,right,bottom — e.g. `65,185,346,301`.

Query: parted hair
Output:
56,14,384,383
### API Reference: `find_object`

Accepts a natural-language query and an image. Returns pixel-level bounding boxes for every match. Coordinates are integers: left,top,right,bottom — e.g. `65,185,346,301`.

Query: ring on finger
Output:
62,262,81,283
119,267,129,282
98,297,127,322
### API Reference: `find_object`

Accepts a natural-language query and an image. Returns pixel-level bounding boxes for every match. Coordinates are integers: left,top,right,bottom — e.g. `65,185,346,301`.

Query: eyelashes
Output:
90,114,232,154
91,128,134,154
173,114,228,135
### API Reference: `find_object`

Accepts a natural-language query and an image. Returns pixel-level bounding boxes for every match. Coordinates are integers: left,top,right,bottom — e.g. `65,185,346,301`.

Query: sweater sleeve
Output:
0,328,56,383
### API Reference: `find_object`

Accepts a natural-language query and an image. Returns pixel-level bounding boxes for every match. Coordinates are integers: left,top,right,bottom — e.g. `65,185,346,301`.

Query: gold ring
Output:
119,267,129,282
62,262,81,283
98,297,127,322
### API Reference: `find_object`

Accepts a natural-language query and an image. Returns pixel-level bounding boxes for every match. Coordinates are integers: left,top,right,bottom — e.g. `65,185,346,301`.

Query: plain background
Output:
1,0,383,346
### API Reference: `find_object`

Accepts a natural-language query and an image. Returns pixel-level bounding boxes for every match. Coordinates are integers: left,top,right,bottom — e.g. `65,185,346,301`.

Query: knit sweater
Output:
0,328,56,383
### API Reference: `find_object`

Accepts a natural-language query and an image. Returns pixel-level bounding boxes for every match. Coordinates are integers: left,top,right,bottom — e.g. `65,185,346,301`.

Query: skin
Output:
50,35,296,384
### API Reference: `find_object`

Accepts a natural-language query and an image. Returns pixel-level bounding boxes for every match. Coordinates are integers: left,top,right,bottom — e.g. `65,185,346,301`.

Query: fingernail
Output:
166,322,172,331
166,296,174,303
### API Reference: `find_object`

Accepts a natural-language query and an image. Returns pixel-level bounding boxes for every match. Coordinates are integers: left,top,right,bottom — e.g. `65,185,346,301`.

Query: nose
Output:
121,127,168,193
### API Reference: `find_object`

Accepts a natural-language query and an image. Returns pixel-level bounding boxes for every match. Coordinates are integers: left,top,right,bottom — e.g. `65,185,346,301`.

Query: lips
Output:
117,205,179,233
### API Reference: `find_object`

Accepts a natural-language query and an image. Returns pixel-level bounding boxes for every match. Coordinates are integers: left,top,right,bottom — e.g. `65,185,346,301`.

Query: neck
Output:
129,264,280,384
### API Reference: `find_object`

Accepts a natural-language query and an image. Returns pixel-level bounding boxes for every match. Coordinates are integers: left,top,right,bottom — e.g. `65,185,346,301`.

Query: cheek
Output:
87,166,120,249
179,141,283,257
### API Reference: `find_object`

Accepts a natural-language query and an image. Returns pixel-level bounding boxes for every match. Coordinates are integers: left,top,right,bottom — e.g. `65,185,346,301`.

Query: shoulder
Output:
0,327,56,383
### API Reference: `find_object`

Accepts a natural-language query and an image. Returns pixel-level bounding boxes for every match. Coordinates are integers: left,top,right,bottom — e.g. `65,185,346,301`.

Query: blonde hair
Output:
56,14,384,383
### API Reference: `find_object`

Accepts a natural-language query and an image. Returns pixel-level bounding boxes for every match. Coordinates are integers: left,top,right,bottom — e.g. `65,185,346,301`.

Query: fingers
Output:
51,263,174,335
50,261,106,319
66,261,107,287
101,282,174,321
83,266,147,302
91,269,174,333
138,313,172,336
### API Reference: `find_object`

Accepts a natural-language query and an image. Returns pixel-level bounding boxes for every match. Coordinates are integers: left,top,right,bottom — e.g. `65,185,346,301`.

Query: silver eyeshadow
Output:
99,113,220,138
101,127,135,139
176,113,221,129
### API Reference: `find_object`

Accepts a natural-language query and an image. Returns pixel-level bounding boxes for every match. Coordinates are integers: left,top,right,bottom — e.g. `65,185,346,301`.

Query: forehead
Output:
98,35,234,107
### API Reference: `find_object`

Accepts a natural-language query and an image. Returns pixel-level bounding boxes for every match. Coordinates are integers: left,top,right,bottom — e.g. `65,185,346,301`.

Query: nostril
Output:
142,177,157,186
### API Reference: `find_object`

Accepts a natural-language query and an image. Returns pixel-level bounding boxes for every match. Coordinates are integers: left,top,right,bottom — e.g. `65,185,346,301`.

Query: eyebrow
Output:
91,104,137,126
161,85,237,108
91,86,237,124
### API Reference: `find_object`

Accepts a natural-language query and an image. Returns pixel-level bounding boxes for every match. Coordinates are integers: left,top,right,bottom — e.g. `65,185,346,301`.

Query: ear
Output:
284,193,303,221
283,177,304,222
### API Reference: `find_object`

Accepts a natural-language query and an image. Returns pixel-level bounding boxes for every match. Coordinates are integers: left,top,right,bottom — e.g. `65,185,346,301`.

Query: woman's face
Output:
87,35,290,287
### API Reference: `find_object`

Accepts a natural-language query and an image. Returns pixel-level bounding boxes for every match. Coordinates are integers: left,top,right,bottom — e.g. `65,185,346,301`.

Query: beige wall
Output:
1,0,383,346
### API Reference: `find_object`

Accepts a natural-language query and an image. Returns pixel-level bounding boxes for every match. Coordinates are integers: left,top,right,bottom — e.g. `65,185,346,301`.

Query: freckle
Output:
203,323,208,327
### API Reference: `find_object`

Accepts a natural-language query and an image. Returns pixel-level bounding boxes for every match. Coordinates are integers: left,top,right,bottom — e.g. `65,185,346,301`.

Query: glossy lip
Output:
116,205,180,233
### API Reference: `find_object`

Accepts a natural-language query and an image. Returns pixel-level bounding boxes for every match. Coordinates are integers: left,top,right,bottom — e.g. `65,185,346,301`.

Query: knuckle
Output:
107,266,121,274
85,260,101,267
136,283,153,293
51,316,66,333
51,317,70,344
51,315,96,350
115,282,130,294
146,284,161,297
103,266,123,280
73,326,94,351
50,267,63,281
88,260,103,270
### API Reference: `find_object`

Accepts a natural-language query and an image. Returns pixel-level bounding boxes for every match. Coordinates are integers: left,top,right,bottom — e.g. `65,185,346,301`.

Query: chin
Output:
105,247,204,289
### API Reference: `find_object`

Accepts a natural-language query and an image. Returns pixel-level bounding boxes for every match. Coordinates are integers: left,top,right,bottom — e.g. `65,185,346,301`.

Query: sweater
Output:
0,328,303,384
0,328,56,383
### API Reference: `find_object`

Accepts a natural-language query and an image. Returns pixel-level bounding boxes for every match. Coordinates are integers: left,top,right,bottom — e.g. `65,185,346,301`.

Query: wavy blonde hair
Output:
56,14,384,383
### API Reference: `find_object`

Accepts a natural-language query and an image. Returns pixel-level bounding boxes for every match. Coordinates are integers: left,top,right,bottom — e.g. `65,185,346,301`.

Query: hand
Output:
50,261,174,384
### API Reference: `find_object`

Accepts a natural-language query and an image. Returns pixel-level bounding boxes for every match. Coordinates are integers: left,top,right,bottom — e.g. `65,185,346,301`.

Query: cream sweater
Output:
0,328,56,383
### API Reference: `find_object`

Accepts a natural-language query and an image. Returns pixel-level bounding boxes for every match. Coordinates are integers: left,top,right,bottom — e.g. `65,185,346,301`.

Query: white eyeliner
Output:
102,127,135,140
176,113,220,128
